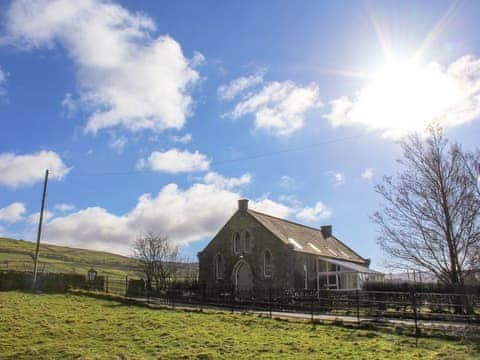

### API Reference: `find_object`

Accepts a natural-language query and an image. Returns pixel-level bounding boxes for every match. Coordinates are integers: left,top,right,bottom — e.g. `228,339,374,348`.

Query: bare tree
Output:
461,149,480,269
133,233,179,290
373,126,480,286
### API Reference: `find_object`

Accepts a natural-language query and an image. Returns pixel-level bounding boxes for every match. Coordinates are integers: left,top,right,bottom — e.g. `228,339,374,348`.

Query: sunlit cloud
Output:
137,149,210,173
54,203,75,212
296,201,332,223
5,0,201,134
361,168,374,180
28,210,54,225
326,56,480,138
326,171,345,186
217,70,265,100
230,81,322,136
0,202,26,223
40,179,296,254
0,151,70,188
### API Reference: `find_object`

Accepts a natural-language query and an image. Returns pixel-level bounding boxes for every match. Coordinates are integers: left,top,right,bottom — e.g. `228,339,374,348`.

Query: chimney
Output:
320,225,332,238
238,199,249,212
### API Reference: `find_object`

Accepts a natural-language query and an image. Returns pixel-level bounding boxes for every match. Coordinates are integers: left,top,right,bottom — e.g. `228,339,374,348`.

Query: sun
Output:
349,59,458,137
326,3,470,138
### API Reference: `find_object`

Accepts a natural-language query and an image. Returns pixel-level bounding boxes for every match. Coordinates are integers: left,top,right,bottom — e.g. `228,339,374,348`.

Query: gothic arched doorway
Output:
233,260,253,292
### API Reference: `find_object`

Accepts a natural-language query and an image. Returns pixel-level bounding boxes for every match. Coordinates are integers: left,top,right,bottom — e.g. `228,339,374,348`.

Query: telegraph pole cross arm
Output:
32,169,49,290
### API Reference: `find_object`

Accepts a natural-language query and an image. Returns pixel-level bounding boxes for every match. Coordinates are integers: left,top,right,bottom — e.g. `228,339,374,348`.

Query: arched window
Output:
233,232,241,253
215,253,223,280
264,250,272,277
244,231,251,252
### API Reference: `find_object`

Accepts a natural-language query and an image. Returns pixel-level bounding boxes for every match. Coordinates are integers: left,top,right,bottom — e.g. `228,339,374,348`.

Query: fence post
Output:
200,283,205,312
231,287,235,314
105,276,109,294
125,276,128,297
310,291,314,322
356,289,360,324
269,288,273,319
410,288,419,347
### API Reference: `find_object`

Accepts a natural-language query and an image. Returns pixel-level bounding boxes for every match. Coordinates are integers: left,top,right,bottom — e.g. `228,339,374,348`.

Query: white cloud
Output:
361,168,374,180
54,203,75,212
296,201,332,222
0,202,26,222
28,210,54,224
217,70,264,100
325,55,480,138
278,194,302,208
5,0,200,134
61,92,76,117
326,171,345,186
0,151,70,188
108,135,127,153
229,81,322,136
334,173,345,186
13,172,332,254
137,149,210,173
203,171,252,190
171,133,192,144
250,198,291,219
42,180,289,254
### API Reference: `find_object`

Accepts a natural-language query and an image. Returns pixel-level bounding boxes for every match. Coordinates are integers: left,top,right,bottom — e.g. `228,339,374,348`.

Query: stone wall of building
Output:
198,209,299,292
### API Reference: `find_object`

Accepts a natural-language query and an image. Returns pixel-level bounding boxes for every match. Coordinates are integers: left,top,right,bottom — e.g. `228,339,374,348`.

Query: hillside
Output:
0,237,143,278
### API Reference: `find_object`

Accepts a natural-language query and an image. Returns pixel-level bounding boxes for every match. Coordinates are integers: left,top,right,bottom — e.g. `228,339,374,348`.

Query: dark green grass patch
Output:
0,292,478,359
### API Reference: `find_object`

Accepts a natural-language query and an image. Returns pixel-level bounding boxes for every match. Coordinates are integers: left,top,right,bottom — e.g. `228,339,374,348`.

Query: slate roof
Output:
248,209,368,265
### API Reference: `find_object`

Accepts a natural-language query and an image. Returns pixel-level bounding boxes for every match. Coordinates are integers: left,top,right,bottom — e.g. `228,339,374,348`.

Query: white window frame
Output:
316,258,366,290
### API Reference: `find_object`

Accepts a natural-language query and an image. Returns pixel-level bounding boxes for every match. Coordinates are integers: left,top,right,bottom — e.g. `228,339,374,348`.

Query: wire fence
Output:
2,267,479,341
76,276,480,326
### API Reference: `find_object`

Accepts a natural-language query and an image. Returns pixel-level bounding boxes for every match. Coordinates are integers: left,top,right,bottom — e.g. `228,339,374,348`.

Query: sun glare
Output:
326,2,473,139
348,59,459,137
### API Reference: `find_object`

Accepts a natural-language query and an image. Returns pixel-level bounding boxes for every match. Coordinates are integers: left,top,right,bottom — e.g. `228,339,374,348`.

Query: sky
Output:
1,0,480,271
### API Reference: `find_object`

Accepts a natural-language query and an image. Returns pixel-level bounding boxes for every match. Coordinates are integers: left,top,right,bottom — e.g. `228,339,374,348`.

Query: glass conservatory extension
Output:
316,257,383,290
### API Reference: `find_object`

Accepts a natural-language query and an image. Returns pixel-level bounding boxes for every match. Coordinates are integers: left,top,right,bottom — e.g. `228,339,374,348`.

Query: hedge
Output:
0,270,100,293
363,280,480,294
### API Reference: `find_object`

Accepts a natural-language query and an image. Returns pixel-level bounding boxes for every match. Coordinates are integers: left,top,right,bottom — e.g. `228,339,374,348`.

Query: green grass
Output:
0,237,143,277
0,292,478,359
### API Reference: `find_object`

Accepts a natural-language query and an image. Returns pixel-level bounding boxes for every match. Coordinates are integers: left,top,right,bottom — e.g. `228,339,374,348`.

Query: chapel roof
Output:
247,209,368,265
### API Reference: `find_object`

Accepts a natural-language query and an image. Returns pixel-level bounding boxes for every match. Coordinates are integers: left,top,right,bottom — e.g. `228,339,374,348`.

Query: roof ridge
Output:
248,209,326,234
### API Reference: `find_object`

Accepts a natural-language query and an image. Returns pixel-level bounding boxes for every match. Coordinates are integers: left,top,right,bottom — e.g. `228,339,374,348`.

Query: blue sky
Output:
1,0,480,271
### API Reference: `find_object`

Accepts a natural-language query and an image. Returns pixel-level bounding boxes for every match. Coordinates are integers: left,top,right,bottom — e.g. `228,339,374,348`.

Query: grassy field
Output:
0,237,144,277
0,292,479,359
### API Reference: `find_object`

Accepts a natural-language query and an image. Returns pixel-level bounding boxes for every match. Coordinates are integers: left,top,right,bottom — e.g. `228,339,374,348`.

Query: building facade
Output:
198,199,382,292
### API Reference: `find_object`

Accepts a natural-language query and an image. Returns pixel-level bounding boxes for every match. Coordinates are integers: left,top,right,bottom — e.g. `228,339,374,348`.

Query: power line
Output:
64,133,365,178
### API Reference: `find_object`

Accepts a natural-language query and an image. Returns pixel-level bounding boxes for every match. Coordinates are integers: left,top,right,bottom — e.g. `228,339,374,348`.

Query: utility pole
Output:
32,169,49,290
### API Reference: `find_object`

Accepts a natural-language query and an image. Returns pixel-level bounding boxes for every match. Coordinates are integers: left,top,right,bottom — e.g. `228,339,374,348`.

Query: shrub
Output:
0,270,90,293
126,279,145,297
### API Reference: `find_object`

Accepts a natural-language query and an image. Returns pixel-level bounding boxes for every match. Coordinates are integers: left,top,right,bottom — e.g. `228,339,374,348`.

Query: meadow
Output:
0,238,143,277
1,291,479,359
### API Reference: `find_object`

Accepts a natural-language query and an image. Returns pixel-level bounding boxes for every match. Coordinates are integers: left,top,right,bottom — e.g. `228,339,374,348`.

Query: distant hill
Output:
0,237,144,278
0,238,199,279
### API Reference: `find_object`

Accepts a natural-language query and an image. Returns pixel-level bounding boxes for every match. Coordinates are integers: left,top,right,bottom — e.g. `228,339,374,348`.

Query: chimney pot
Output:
238,199,249,211
320,225,332,238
